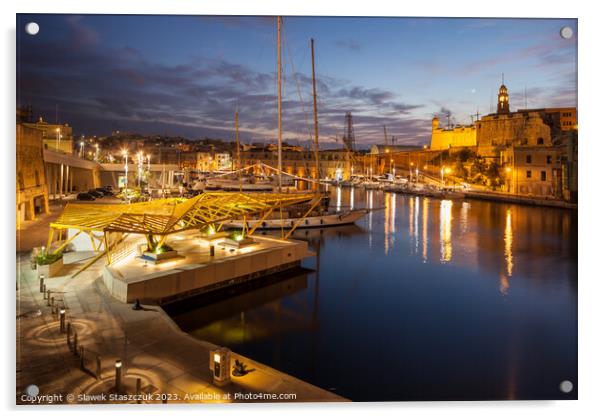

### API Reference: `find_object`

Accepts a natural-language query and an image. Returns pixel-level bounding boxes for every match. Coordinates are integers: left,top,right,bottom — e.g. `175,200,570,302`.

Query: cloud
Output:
335,39,361,51
17,16,428,146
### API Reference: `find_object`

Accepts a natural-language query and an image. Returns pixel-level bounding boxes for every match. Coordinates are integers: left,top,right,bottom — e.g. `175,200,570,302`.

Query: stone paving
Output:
16,250,346,404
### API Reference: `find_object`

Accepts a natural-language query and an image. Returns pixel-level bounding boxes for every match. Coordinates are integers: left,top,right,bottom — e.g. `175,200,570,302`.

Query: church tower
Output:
497,74,510,114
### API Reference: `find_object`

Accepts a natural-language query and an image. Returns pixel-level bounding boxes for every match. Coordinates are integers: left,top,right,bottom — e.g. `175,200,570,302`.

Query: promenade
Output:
16,250,346,404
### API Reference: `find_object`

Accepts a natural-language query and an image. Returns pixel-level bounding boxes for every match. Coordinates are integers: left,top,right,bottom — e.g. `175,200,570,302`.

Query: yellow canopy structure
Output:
46,191,316,274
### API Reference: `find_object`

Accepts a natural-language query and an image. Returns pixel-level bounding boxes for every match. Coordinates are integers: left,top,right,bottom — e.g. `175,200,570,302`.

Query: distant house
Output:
369,144,425,155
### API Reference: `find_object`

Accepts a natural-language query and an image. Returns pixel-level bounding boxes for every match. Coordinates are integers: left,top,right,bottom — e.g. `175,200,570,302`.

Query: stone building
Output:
476,83,577,159
240,147,356,180
500,146,564,198
23,117,74,154
17,123,49,229
429,117,477,150
478,81,577,200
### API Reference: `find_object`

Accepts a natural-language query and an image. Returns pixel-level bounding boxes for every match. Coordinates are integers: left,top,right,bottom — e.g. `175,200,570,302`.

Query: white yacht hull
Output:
225,209,368,230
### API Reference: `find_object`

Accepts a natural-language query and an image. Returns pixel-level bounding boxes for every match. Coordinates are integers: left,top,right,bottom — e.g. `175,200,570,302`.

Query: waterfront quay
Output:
16,249,345,404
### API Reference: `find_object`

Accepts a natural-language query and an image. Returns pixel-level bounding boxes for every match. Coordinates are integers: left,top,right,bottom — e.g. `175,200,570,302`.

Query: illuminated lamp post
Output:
137,151,144,188
114,359,123,393
79,140,85,157
122,149,129,197
505,166,513,194
55,128,61,152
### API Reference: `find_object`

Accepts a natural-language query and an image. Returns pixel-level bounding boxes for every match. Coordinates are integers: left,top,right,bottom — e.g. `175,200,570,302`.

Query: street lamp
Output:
79,141,85,157
94,144,100,162
136,151,144,187
55,128,61,152
505,166,512,194
114,359,123,393
122,149,129,197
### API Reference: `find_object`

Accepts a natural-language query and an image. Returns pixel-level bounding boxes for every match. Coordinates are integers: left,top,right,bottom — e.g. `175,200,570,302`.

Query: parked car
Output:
77,192,95,201
95,187,114,196
87,190,103,198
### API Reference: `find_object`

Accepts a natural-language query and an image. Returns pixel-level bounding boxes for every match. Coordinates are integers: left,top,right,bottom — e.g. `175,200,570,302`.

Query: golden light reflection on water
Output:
461,202,470,233
408,195,414,240
414,197,419,255
384,193,390,255
505,209,514,277
500,208,514,295
440,200,453,262
367,190,374,249
422,198,429,262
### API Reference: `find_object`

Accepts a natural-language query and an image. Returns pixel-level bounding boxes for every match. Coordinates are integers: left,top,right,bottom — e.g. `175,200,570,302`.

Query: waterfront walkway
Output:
16,252,345,404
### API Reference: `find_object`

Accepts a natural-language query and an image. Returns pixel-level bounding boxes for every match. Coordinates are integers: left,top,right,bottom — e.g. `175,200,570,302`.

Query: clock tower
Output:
497,74,510,114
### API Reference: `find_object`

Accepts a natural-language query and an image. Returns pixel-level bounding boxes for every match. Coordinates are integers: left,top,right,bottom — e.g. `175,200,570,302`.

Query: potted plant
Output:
220,230,254,248
36,251,64,278
141,234,179,262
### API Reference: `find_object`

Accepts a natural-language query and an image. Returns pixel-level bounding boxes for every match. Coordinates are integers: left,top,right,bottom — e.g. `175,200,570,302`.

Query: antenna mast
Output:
235,110,241,192
277,16,283,191
311,38,320,181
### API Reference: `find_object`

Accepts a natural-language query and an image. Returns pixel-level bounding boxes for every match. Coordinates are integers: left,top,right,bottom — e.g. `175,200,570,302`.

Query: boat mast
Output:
277,16,283,192
235,110,241,192
311,38,320,182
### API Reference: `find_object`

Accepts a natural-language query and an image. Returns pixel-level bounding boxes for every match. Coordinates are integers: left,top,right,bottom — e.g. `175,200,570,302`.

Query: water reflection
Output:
422,198,429,262
505,209,514,277
440,200,453,262
168,188,577,401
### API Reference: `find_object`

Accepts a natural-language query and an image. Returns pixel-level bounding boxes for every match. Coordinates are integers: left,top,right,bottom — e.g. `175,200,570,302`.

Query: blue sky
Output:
17,14,577,148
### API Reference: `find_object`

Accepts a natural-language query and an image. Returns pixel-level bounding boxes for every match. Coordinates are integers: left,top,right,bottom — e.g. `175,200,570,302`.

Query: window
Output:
18,172,25,189
526,170,532,179
537,137,544,145
546,155,552,164
526,155,532,164
541,171,547,181
34,170,40,186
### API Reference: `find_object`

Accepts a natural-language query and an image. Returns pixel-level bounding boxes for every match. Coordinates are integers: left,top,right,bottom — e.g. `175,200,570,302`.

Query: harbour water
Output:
165,187,577,401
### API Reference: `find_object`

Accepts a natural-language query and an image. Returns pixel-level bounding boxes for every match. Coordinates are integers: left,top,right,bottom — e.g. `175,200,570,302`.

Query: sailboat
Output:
225,17,368,231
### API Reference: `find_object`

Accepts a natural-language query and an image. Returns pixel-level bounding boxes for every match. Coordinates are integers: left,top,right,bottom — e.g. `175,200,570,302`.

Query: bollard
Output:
73,331,78,355
43,286,47,300
79,346,85,370
59,308,66,333
66,322,72,348
39,275,45,293
96,356,102,380
136,378,142,404
114,360,123,393
210,245,215,256
47,294,52,307
50,297,55,312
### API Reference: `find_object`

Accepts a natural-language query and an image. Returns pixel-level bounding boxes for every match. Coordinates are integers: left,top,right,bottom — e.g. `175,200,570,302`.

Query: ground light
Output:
59,308,65,333
114,359,123,393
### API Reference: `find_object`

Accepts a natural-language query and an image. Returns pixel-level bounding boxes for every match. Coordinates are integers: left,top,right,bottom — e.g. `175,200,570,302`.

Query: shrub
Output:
36,252,62,266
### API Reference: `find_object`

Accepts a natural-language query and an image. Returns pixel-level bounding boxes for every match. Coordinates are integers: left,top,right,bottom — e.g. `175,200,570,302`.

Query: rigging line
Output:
284,30,313,143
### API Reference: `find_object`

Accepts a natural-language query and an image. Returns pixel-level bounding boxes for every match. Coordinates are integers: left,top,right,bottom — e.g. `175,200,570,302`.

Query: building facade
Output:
500,146,564,198
17,124,49,229
24,117,74,154
430,117,477,150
